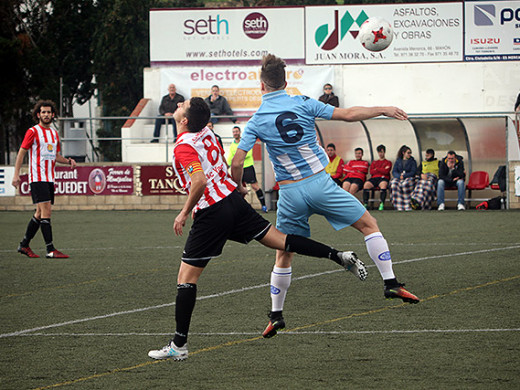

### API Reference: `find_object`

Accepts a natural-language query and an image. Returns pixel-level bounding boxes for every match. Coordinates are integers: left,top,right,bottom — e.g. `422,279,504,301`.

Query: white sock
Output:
270,266,292,312
364,232,395,280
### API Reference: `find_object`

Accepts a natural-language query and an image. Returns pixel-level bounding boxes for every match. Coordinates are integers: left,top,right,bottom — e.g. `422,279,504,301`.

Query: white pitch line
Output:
13,328,520,337
1,244,519,339
0,242,517,254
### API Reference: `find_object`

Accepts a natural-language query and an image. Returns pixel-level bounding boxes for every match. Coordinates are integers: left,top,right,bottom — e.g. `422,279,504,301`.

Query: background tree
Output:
0,0,98,163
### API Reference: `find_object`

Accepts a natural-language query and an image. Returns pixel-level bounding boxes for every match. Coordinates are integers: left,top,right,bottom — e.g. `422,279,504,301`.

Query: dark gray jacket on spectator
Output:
439,154,465,182
204,95,236,122
158,93,184,115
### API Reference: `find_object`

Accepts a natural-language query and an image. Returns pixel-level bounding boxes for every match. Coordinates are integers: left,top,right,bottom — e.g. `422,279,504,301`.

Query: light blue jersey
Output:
239,90,335,182
238,89,366,236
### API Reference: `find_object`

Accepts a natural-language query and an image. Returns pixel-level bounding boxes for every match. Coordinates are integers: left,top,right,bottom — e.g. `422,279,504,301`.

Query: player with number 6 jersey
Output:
231,54,420,339
148,97,367,360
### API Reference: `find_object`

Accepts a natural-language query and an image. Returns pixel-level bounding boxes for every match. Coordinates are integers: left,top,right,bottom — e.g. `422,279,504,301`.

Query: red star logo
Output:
372,27,387,43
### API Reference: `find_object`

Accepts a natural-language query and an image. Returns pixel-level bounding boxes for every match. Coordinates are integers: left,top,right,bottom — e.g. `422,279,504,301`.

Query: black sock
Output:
384,278,399,288
255,189,266,207
285,234,340,264
269,310,283,321
40,218,55,252
380,189,387,203
173,283,197,348
363,189,370,204
21,217,41,247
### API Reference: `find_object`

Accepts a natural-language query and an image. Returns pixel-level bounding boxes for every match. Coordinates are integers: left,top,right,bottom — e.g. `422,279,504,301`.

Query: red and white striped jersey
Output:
173,127,237,212
21,125,61,183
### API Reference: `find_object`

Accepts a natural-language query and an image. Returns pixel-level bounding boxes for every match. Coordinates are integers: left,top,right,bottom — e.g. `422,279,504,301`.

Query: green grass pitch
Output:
1,209,519,389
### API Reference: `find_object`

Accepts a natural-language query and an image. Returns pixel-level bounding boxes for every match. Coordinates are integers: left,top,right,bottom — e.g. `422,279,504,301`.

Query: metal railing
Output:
58,114,251,163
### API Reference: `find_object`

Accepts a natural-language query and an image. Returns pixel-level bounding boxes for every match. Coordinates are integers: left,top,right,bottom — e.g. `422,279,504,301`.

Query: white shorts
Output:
276,171,366,237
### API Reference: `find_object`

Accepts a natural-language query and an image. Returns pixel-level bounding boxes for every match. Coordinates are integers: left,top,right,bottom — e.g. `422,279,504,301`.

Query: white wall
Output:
334,62,520,114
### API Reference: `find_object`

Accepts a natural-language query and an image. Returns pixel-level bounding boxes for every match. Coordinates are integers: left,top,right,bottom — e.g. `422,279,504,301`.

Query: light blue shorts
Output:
276,171,366,237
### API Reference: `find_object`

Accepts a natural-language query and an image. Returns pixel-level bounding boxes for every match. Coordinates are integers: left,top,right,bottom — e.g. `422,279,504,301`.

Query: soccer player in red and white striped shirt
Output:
148,98,366,361
12,100,76,259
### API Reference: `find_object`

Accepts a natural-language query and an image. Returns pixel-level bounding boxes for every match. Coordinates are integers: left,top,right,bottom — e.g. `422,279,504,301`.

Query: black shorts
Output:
344,177,364,188
242,165,258,184
368,177,389,188
30,182,55,205
182,191,271,267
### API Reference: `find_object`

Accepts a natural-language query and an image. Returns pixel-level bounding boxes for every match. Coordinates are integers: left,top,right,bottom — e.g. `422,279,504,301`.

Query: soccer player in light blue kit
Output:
231,54,420,338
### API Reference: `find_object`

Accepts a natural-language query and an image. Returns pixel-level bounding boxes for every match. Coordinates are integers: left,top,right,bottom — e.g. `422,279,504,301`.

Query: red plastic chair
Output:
466,171,489,207
466,171,489,191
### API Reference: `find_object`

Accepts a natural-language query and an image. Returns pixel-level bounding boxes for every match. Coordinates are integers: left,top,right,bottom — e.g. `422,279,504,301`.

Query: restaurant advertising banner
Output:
19,166,134,196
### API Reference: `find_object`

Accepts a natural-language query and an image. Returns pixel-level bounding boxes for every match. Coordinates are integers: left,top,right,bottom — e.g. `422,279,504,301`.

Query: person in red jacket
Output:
342,147,369,194
362,144,392,210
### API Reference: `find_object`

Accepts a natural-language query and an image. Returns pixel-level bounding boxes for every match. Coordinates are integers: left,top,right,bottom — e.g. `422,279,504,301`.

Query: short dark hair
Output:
32,100,57,123
211,85,219,90
447,150,456,156
233,126,241,131
261,54,286,91
376,144,386,153
186,97,211,133
323,83,333,89
426,148,435,157
326,143,336,149
355,147,363,154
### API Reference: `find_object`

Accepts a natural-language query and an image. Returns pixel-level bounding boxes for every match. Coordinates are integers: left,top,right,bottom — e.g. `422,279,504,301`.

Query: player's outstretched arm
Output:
332,106,408,122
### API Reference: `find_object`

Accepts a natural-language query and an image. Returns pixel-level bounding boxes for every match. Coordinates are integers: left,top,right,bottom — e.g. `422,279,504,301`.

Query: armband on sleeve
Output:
184,161,203,176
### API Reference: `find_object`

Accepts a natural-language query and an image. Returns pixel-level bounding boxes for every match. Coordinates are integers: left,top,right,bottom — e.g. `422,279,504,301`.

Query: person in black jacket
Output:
151,84,184,143
204,85,236,124
437,151,466,211
318,83,339,107
515,92,520,112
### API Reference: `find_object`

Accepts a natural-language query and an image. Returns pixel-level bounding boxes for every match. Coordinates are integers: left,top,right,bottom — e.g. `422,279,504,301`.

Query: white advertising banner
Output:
0,167,15,196
464,0,520,61
150,8,304,65
305,3,463,64
161,66,334,113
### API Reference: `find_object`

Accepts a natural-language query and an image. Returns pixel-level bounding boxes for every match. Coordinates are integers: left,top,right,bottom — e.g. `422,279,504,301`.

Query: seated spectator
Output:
362,144,392,210
206,121,223,149
342,147,369,194
437,150,466,211
325,143,344,185
390,145,417,211
227,126,267,213
411,149,439,210
151,83,184,143
204,85,236,124
318,83,339,107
